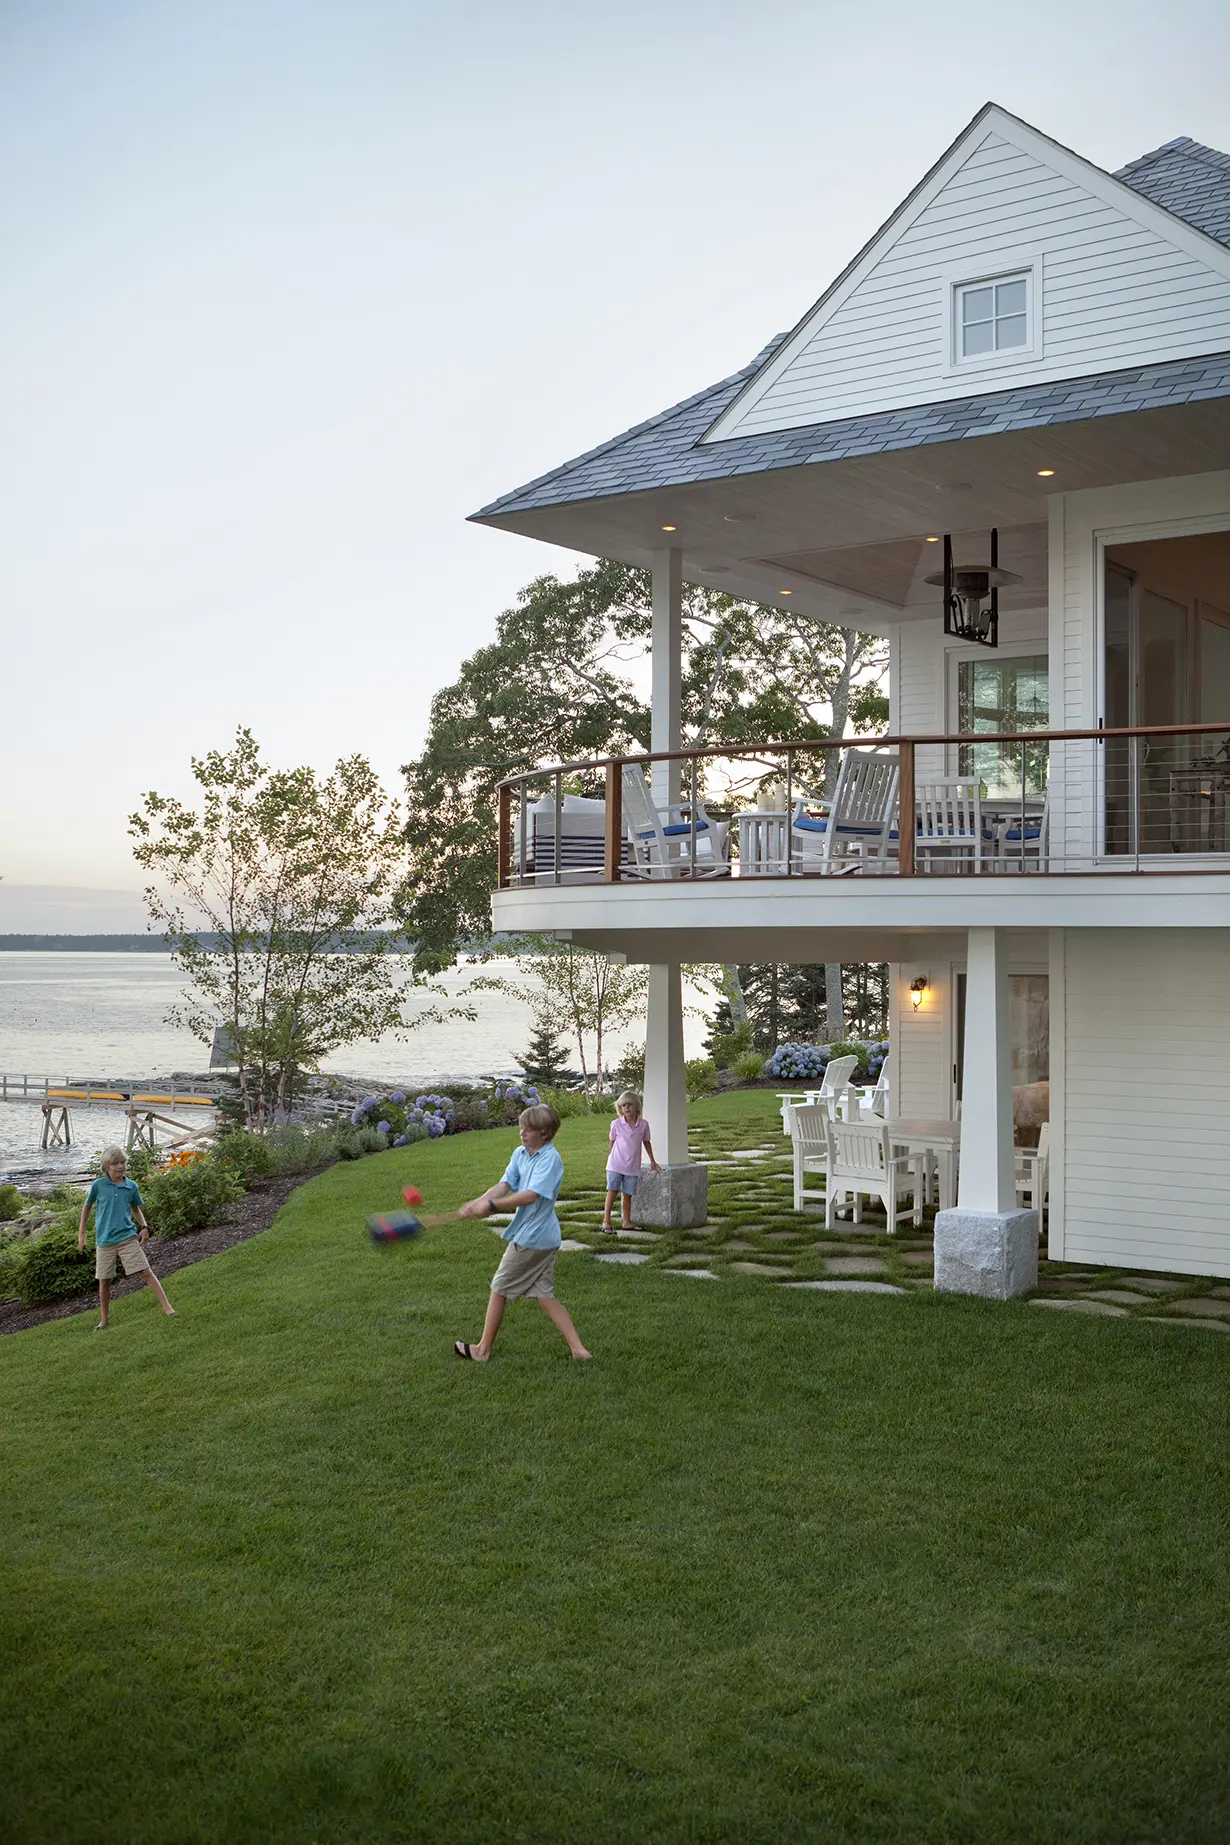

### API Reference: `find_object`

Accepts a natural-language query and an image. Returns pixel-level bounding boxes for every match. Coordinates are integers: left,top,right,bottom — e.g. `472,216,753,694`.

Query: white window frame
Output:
941,253,1043,377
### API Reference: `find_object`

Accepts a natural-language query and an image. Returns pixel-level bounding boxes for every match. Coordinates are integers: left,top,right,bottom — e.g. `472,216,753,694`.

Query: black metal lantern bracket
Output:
924,528,1022,649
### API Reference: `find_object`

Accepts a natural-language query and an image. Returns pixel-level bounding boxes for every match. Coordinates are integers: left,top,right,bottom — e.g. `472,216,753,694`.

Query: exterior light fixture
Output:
661,523,677,531
924,528,1021,650
909,976,928,1010
1037,469,1055,478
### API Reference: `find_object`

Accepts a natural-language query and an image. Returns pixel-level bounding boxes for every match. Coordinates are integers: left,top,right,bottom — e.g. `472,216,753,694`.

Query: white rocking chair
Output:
621,764,729,879
790,751,900,875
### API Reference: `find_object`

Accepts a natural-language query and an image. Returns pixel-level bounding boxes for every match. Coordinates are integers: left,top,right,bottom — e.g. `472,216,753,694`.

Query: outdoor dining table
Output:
881,1116,961,1212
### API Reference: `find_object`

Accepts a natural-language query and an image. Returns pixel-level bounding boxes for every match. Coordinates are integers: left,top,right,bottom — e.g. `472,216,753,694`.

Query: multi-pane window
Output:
957,274,1028,359
957,654,1048,796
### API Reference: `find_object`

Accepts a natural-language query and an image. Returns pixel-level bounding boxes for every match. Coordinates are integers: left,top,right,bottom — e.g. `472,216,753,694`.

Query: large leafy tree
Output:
131,728,421,1127
401,559,886,974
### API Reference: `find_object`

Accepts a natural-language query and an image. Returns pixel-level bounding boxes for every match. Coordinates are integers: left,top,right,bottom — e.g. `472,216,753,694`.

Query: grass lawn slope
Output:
2,1097,1229,1844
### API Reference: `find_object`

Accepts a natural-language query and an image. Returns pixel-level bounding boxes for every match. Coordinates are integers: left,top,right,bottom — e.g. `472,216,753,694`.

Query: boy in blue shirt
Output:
454,1104,590,1363
78,1147,176,1329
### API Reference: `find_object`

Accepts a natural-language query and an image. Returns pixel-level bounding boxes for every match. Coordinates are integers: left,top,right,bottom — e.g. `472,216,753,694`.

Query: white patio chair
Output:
915,778,983,872
823,1119,920,1232
856,1063,890,1120
998,787,1051,871
790,750,900,874
790,1103,831,1212
621,764,730,879
1015,1122,1050,1227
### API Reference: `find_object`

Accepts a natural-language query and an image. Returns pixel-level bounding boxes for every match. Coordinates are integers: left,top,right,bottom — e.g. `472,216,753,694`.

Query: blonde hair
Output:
100,1146,127,1171
616,1091,642,1117
519,1103,561,1140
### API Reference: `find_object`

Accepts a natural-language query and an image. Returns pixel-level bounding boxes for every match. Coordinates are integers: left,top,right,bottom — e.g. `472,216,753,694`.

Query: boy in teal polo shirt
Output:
453,1104,590,1363
78,1147,176,1329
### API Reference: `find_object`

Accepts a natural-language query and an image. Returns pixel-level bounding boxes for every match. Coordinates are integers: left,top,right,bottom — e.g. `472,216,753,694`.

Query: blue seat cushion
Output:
793,815,885,836
1002,825,1042,841
637,820,710,838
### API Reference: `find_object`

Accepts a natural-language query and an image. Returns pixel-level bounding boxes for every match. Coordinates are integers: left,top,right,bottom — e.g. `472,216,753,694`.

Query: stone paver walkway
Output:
536,1110,1230,1330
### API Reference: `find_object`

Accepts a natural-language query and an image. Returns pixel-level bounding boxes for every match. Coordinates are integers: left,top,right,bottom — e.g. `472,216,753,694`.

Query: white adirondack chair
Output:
914,778,984,872
621,764,730,879
790,1102,831,1212
856,1063,890,1120
823,1119,920,1231
790,750,900,874
1015,1122,1050,1225
818,1054,860,1117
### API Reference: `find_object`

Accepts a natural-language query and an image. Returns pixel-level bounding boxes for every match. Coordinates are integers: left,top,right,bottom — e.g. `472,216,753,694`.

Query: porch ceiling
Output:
476,398,1230,632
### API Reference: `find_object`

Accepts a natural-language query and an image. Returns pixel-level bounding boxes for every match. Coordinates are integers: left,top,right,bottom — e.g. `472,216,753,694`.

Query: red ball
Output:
402,1185,423,1207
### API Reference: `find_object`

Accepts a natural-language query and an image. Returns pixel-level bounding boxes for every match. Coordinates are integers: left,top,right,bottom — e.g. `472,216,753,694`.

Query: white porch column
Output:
651,546,682,810
632,960,707,1228
934,927,1037,1299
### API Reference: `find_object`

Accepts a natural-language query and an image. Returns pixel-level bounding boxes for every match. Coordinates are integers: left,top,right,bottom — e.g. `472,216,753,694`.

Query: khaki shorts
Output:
491,1240,557,1299
95,1237,151,1281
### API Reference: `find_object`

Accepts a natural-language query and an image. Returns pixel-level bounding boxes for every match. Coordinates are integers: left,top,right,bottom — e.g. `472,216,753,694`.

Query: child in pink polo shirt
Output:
602,1090,661,1233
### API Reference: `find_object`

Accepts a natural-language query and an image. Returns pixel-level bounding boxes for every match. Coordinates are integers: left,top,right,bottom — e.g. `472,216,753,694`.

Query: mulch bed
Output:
0,1170,319,1337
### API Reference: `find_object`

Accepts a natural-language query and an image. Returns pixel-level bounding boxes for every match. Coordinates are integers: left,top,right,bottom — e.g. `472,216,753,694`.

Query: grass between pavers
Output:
3,1101,1230,1842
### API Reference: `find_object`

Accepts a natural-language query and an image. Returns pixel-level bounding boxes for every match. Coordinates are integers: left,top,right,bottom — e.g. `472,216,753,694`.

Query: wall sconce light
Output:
909,976,928,1011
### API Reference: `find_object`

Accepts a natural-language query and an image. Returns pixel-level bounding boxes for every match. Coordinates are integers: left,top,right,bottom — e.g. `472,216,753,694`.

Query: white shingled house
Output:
471,103,1230,1296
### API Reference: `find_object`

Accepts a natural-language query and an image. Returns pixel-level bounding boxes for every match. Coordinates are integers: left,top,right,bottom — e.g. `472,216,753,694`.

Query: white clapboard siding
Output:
707,114,1230,441
895,964,952,1118
1060,929,1230,1276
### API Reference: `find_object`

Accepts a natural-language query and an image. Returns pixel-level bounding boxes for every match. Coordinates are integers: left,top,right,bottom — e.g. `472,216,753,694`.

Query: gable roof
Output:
473,108,1230,526
1117,137,1230,247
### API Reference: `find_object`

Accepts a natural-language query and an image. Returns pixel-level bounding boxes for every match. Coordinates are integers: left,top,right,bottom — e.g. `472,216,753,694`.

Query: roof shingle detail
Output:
1115,136,1230,247
473,351,1230,520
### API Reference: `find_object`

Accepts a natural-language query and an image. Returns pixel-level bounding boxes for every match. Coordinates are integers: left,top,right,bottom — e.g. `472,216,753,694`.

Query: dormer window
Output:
945,265,1039,372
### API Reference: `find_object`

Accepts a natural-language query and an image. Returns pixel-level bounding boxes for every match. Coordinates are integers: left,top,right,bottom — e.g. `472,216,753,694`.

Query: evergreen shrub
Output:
685,1058,718,1100
17,1227,95,1306
0,1183,26,1222
143,1161,243,1238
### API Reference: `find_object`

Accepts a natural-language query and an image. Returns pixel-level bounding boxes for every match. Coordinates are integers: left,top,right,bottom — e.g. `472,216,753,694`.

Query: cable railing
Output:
494,723,1230,886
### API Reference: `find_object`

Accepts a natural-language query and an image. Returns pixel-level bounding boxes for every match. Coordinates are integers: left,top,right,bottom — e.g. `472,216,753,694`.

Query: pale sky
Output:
3,0,1229,929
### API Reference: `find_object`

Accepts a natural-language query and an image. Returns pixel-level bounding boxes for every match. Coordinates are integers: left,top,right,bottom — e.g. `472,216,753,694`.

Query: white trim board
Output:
704,105,1230,442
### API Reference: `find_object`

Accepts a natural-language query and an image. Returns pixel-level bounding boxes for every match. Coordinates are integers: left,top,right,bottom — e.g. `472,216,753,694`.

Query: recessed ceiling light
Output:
839,606,864,616
723,512,758,524
1037,469,1055,478
779,588,792,595
939,481,973,492
925,535,940,543
661,523,677,531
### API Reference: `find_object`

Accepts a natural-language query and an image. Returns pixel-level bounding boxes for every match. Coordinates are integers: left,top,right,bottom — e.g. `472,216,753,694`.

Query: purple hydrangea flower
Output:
393,1135,407,1147
389,1091,406,1104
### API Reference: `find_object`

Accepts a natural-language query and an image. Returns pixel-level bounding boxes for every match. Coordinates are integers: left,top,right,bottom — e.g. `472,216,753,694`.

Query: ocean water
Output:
0,953,714,1172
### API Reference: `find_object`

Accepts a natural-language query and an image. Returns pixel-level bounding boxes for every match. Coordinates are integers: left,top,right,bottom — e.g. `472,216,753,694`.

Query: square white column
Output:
651,546,682,810
634,960,707,1228
934,927,1037,1299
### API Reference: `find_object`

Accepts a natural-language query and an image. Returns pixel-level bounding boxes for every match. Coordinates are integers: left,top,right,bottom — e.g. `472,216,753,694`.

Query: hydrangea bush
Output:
764,1043,828,1081
350,1091,457,1145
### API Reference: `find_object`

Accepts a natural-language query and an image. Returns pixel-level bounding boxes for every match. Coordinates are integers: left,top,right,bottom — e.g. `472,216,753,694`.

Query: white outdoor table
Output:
738,810,789,876
881,1117,962,1212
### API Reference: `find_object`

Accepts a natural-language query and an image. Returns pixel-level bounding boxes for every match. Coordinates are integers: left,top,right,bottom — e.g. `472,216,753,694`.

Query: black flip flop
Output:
454,1341,478,1360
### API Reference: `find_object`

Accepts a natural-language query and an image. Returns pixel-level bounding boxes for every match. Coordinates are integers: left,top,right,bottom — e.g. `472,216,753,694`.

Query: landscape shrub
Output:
17,1227,95,1306
0,1183,27,1222
733,1051,766,1085
827,1039,872,1077
765,1043,827,1081
613,1045,645,1091
709,1021,756,1070
142,1160,243,1238
212,1128,276,1185
482,1078,541,1125
0,1226,30,1300
263,1122,340,1175
536,1086,593,1119
685,1058,718,1101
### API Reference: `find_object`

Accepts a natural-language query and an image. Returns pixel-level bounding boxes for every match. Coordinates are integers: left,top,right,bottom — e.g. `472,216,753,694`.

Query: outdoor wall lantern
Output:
924,528,1021,649
909,976,929,1011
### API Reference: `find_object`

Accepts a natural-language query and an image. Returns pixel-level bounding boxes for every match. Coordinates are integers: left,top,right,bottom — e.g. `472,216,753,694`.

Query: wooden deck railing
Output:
494,722,1230,887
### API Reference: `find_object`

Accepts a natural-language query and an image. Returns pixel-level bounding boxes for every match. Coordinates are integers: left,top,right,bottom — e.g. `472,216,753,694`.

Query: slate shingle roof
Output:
1116,137,1230,247
474,132,1230,524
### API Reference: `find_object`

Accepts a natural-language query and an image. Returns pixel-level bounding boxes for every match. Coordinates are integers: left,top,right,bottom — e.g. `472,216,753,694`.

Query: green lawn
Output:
3,1095,1230,1844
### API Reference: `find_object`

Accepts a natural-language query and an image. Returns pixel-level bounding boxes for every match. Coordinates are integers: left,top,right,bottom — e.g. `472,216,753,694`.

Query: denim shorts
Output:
605,1171,638,1195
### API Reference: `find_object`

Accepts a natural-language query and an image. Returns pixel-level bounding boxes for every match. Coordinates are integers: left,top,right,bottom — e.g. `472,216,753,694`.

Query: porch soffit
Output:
473,395,1230,630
